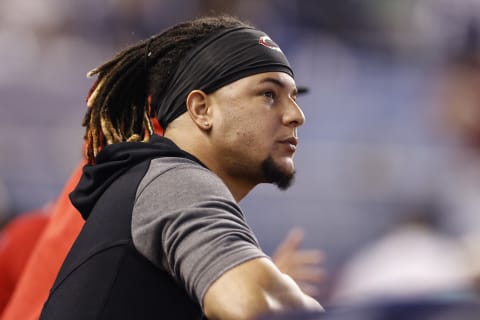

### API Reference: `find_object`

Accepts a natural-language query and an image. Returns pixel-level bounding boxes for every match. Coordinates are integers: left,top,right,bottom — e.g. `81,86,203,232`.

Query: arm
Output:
203,257,323,320
133,162,322,319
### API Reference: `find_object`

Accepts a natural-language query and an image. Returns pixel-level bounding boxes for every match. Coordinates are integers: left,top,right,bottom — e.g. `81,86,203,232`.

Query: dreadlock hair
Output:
83,15,252,164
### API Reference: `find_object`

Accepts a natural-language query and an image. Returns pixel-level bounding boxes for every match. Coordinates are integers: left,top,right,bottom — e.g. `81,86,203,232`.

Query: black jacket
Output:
40,135,204,320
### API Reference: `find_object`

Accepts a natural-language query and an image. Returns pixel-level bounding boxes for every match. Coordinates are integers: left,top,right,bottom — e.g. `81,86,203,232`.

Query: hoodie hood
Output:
70,135,204,220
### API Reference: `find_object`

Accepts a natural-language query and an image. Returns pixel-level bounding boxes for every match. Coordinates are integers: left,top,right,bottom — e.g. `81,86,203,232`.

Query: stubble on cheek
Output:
235,130,258,149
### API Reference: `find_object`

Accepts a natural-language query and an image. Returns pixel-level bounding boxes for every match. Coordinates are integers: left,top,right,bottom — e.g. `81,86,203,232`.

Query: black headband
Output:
154,27,295,128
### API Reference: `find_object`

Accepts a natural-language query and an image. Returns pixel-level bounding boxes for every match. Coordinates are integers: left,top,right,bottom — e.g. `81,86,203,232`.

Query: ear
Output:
185,90,212,131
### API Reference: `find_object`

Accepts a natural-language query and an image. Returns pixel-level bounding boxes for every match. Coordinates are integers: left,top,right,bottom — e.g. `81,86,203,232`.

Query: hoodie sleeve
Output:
131,157,266,307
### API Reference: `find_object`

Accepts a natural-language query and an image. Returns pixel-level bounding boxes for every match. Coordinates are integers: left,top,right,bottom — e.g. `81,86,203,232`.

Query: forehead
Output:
227,72,297,91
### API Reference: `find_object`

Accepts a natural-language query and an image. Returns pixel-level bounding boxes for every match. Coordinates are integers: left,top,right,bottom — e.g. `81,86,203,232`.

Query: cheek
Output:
219,102,274,149
234,118,270,148
235,130,256,146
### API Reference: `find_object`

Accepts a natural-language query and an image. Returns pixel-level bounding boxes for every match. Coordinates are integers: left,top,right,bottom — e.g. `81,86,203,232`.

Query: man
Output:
2,143,323,320
40,15,323,319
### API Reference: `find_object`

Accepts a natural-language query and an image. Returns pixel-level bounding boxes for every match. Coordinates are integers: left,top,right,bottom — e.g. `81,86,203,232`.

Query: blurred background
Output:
1,0,480,308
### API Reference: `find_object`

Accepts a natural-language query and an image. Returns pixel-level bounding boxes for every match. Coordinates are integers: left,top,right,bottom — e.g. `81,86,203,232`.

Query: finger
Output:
289,250,325,266
273,227,305,255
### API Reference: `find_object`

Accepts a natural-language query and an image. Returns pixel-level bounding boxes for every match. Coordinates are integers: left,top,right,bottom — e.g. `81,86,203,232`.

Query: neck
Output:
164,127,255,203
200,156,256,202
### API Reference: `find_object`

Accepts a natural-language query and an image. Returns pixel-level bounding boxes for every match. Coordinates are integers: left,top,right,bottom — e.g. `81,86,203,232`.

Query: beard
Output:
261,156,295,190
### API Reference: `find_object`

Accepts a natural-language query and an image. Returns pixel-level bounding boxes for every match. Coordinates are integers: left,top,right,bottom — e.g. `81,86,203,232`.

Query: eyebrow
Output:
258,77,299,96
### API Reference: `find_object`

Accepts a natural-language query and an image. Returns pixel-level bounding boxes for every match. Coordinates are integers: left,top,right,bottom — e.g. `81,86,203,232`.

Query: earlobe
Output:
186,90,212,130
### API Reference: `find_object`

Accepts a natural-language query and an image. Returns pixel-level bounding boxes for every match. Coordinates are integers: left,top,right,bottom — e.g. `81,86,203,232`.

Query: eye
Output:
263,90,275,99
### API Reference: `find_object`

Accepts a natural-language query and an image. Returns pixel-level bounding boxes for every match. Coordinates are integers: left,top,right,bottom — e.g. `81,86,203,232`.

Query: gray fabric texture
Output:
132,157,266,306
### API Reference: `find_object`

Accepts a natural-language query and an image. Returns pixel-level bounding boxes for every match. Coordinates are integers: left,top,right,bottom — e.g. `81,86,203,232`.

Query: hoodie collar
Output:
70,135,204,219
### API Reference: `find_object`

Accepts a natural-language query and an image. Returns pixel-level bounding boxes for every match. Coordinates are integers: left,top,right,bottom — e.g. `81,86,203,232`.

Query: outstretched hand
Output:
272,227,326,297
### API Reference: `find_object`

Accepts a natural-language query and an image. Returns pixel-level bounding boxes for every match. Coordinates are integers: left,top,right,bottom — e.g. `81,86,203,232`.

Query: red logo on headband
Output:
259,35,283,53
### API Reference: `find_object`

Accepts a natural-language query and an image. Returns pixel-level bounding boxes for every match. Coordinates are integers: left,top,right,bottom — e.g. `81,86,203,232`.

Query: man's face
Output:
207,72,305,189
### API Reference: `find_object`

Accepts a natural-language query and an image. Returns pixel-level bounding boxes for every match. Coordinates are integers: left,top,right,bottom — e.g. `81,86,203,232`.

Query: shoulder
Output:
137,157,234,203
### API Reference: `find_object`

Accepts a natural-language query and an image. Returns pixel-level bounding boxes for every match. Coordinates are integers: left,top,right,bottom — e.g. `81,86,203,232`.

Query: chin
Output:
261,156,295,190
277,157,296,175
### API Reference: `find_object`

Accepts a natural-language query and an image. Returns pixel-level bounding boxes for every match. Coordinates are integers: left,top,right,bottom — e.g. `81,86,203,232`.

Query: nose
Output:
283,99,305,127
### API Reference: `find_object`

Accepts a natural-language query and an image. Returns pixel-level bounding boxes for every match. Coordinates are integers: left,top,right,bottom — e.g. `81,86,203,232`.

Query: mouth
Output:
279,137,298,152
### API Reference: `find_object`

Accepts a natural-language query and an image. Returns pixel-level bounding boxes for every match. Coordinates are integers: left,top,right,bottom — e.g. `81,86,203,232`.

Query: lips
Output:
284,137,298,146
279,137,298,152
